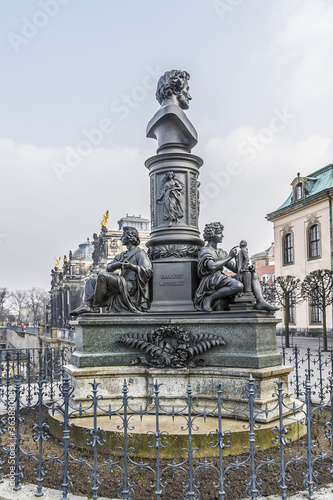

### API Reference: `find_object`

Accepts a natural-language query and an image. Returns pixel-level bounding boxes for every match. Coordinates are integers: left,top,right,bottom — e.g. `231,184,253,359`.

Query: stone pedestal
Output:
65,363,293,423
65,312,288,422
70,312,281,369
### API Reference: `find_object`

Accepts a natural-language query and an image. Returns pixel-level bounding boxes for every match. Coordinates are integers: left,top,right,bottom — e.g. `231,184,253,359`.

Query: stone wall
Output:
3,328,40,349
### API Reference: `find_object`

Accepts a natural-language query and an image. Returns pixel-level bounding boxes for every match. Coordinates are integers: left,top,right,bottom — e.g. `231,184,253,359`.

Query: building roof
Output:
251,243,274,261
118,214,150,224
267,164,333,218
73,238,94,261
117,214,150,232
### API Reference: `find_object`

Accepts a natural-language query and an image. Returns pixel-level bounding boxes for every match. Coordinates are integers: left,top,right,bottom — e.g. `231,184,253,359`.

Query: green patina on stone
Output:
72,314,281,369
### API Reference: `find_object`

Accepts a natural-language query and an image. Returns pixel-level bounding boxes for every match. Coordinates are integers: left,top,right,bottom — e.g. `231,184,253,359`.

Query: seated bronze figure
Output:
194,222,278,313
71,226,153,315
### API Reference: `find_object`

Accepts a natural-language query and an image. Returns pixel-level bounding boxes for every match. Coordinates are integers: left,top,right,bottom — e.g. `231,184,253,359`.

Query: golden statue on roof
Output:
101,210,109,228
55,257,61,269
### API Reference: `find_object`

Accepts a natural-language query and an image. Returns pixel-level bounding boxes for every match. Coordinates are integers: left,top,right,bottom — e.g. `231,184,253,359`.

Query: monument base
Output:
48,408,306,459
64,363,294,423
71,312,282,369
67,311,285,422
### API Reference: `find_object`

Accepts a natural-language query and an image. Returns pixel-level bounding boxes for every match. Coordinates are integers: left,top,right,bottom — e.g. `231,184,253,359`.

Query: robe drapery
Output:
193,246,237,311
86,247,153,313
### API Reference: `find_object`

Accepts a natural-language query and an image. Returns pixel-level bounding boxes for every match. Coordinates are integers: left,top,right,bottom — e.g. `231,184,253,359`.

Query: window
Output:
283,232,294,265
296,183,303,200
308,224,320,259
310,291,322,323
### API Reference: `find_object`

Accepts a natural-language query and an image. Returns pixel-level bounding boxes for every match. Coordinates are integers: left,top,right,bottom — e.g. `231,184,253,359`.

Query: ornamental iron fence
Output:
0,346,332,500
282,345,333,404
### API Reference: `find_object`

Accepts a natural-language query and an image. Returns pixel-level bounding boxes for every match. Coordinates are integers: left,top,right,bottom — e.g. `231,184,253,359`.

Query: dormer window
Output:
291,173,308,202
296,183,303,200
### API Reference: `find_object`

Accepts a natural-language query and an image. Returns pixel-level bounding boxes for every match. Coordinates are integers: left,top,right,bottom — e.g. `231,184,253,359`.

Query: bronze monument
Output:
71,226,153,315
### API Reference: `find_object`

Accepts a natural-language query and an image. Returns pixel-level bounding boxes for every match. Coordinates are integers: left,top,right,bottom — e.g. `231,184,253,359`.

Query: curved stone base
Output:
64,364,294,423
48,410,306,459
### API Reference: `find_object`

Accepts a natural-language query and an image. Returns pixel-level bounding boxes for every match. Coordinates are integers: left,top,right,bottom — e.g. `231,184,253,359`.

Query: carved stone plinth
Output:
70,312,281,369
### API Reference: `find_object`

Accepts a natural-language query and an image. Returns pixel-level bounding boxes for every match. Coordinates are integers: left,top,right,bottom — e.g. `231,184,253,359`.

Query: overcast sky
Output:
0,0,332,291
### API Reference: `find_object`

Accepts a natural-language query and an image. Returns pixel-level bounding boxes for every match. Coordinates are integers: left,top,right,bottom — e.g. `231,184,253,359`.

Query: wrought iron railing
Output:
0,346,332,499
0,347,74,409
282,345,333,403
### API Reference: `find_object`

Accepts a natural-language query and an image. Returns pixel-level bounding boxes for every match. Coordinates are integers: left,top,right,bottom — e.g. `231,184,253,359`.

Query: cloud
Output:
0,138,150,289
200,125,331,255
272,0,333,124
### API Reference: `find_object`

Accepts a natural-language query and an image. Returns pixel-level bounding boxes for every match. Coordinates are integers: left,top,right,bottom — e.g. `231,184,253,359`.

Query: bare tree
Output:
301,269,333,352
0,287,10,323
26,288,49,325
0,288,9,314
274,276,303,348
261,280,277,305
9,290,28,323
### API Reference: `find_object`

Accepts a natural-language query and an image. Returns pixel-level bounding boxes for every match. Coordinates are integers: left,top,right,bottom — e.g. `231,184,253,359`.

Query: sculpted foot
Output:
70,304,100,316
202,296,213,312
255,301,279,312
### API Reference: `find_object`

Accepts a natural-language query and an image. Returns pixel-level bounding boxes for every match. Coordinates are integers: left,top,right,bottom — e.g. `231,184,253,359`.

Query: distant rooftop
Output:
267,164,333,218
117,215,150,233
251,243,274,261
73,238,94,261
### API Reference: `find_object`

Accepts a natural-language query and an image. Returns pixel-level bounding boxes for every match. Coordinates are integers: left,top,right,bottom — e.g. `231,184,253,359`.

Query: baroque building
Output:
267,164,333,336
49,215,150,327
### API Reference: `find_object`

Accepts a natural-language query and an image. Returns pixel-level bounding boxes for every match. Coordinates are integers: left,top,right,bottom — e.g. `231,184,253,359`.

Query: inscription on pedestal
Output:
160,273,185,287
150,261,198,311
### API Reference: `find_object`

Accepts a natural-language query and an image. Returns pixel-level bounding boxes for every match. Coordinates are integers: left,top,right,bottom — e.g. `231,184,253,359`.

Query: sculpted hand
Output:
122,260,134,270
106,261,122,272
228,246,238,259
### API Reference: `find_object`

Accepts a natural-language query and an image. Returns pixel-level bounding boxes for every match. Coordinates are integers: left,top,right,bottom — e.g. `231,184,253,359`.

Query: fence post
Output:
38,348,43,380
216,382,227,500
34,378,48,497
121,380,130,500
276,380,288,500
304,376,315,500
317,349,325,404
60,374,71,500
186,380,196,499
247,374,259,500
294,346,301,399
89,380,100,500
152,381,162,500
282,346,286,365
13,376,22,491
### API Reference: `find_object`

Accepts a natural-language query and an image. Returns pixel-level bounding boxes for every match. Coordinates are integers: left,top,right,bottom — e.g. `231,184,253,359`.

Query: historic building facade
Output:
267,164,333,335
251,243,275,285
49,215,150,327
